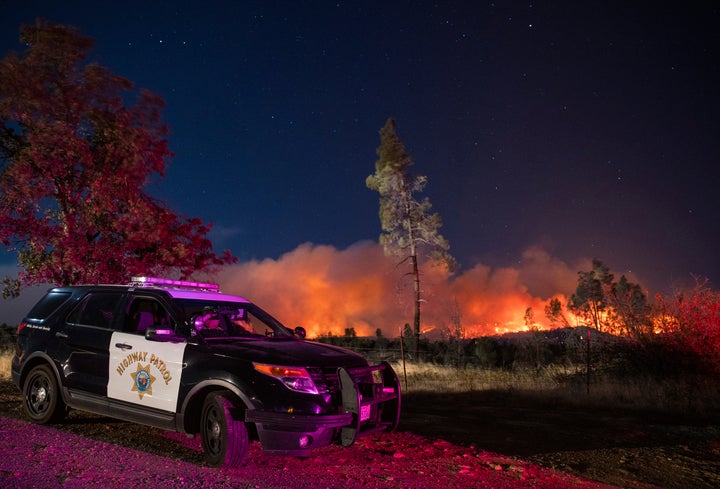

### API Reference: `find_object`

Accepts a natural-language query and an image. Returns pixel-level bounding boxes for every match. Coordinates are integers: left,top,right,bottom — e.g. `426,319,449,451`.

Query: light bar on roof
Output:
130,276,220,292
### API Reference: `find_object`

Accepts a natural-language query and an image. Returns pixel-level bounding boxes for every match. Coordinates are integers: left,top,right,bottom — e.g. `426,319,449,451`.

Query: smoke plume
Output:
218,242,590,338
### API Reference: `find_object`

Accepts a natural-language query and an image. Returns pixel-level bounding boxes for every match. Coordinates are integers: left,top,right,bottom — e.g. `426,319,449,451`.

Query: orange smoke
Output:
217,242,589,338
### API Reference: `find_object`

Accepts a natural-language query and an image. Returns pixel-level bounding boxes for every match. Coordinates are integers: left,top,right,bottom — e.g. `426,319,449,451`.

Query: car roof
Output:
45,277,250,303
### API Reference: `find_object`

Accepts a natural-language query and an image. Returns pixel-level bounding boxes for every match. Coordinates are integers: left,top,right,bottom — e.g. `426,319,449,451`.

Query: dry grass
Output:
390,361,720,415
391,361,570,392
0,350,11,380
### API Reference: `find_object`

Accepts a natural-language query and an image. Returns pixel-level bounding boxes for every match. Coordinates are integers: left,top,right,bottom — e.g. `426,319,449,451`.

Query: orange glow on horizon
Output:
217,242,593,339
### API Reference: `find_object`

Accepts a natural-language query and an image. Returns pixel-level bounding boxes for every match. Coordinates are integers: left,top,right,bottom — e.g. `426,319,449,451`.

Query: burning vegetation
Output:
217,243,720,391
217,243,675,339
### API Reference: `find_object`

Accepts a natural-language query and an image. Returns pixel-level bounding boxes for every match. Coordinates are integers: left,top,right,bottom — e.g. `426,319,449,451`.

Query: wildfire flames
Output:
218,242,599,339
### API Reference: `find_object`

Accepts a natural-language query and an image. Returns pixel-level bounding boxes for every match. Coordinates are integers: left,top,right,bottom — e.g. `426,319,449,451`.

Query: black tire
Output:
23,364,66,424
200,391,249,468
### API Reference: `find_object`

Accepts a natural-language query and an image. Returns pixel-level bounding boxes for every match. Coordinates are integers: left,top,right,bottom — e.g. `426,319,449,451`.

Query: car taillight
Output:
16,322,27,334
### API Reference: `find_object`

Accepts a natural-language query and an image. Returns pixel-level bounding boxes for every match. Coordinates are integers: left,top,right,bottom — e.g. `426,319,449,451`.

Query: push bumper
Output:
337,361,401,447
245,361,401,456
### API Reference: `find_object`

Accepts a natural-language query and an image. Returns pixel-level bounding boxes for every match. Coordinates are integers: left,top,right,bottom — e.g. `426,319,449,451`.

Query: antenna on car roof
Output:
130,276,221,292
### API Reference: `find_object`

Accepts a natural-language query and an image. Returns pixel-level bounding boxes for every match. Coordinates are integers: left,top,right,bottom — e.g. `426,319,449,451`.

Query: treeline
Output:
318,259,720,382
316,324,720,389
317,327,600,369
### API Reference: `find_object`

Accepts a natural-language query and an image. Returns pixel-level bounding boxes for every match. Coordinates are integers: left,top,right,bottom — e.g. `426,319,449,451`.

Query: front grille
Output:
307,367,340,395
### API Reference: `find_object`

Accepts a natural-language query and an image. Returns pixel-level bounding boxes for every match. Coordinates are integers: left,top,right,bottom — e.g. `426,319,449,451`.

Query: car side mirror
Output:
294,326,306,339
146,328,184,343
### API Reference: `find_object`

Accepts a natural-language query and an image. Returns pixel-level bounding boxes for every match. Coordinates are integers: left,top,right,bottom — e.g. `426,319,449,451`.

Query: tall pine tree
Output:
366,118,455,358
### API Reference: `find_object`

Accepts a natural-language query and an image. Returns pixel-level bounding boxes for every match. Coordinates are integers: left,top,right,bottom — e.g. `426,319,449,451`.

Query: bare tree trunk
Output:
400,174,422,362
586,328,591,395
411,252,421,361
399,323,408,391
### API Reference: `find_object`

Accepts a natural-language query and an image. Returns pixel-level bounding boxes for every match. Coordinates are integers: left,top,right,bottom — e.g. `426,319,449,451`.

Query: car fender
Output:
177,376,260,434
15,351,63,391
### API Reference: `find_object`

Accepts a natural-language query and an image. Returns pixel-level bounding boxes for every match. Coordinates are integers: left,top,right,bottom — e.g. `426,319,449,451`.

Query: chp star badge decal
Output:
130,363,156,399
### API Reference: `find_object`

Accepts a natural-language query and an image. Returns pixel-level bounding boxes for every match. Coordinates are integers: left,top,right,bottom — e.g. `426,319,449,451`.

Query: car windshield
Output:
176,299,294,339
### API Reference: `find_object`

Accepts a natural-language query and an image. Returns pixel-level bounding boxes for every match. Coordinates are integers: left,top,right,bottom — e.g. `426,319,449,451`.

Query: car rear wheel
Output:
200,391,249,467
23,364,66,424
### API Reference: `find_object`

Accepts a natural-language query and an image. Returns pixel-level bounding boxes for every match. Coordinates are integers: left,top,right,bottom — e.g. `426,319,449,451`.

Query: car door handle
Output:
55,332,69,339
115,343,133,350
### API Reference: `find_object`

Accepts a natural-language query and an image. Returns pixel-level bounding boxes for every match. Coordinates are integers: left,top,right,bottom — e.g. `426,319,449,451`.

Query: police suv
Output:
11,277,401,467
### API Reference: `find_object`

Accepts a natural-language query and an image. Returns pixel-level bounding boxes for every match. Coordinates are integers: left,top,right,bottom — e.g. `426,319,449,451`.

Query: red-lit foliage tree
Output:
653,279,720,375
0,21,235,297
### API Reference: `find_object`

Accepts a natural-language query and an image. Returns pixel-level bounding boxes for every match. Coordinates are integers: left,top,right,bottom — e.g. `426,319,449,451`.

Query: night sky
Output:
1,1,719,329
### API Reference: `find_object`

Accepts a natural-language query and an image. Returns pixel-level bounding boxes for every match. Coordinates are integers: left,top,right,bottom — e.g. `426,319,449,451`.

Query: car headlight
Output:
253,363,319,394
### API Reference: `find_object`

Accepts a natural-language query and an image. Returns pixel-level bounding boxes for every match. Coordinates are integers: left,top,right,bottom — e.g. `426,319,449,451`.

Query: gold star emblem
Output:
130,363,156,399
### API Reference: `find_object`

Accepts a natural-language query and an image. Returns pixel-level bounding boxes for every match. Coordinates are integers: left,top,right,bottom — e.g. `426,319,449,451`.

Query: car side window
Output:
66,292,123,329
124,297,172,334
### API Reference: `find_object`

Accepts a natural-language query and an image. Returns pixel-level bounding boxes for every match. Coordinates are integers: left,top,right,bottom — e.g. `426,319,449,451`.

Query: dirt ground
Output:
401,390,720,489
1,379,719,488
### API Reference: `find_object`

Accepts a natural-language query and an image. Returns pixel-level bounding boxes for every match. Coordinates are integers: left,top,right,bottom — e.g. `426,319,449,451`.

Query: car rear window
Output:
26,291,72,320
66,292,123,329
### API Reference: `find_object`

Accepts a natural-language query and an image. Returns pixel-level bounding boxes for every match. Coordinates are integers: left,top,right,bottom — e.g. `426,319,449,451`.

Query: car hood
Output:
205,338,369,368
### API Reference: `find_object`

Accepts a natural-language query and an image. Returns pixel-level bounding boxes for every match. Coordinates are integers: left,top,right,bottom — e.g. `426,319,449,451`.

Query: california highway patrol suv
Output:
11,277,401,467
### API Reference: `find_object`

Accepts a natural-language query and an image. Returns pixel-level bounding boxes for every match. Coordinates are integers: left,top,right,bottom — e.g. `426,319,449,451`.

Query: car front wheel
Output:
23,364,66,424
200,391,249,467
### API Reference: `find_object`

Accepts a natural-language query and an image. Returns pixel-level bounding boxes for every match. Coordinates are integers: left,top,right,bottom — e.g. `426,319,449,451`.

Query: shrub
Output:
653,280,720,375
